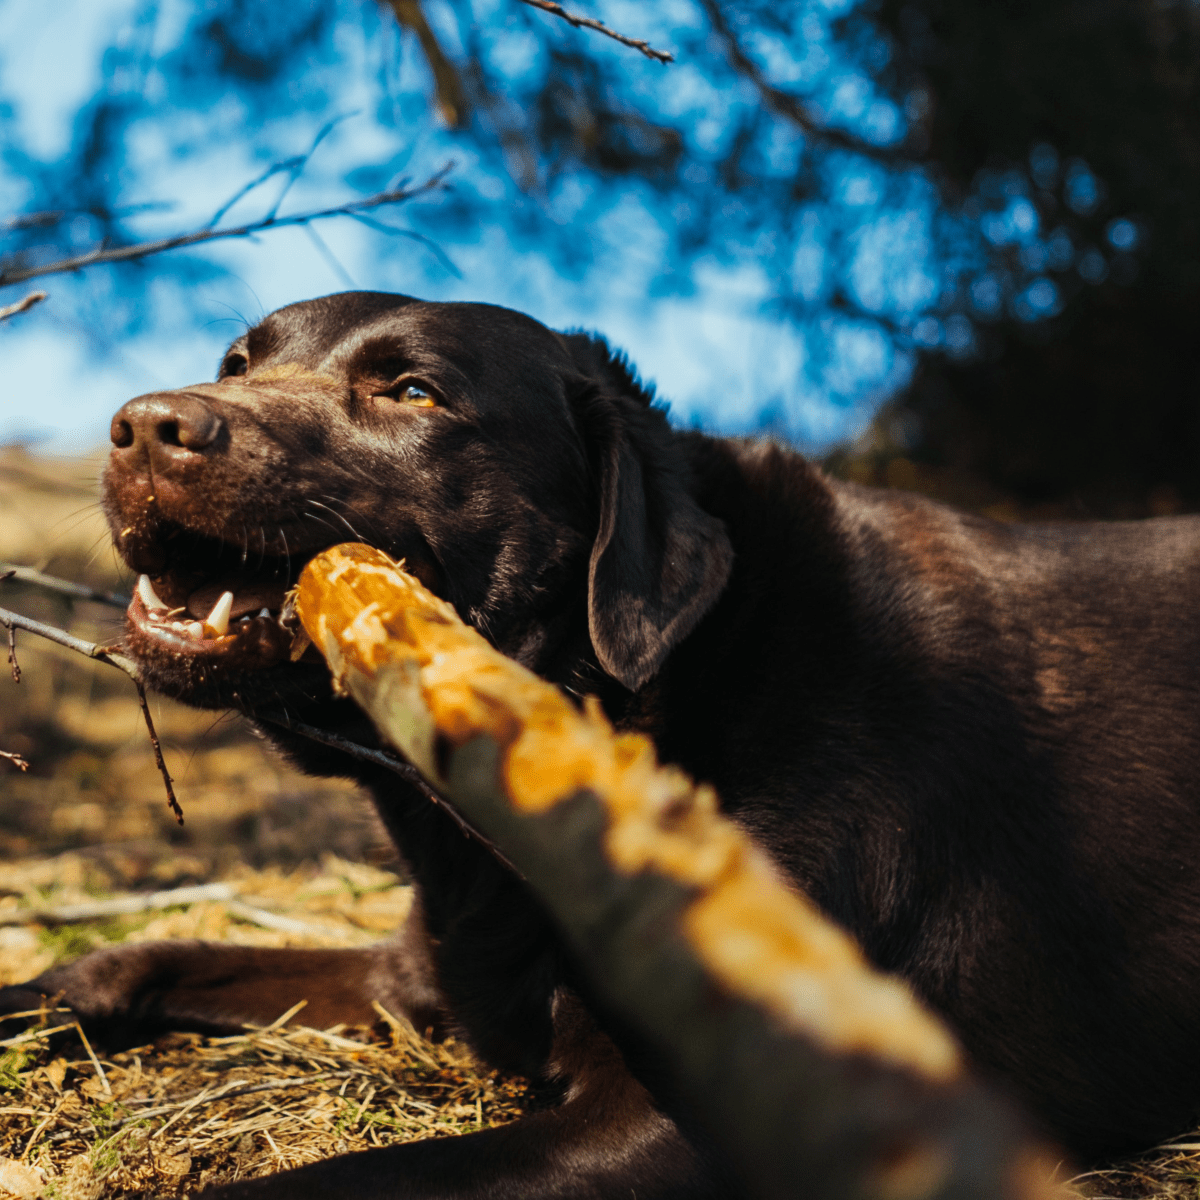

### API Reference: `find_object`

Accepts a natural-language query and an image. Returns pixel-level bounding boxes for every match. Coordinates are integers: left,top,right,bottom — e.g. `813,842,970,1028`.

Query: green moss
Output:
37,923,101,963
0,1045,33,1089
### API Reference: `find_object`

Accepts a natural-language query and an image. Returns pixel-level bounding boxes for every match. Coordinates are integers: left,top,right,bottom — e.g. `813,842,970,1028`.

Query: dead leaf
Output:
0,1157,44,1200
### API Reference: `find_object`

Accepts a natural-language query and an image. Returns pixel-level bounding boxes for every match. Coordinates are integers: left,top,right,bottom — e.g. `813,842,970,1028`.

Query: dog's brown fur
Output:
5,291,1200,1198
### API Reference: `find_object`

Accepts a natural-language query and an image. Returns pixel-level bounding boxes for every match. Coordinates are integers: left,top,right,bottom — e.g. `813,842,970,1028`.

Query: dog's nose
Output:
110,392,225,462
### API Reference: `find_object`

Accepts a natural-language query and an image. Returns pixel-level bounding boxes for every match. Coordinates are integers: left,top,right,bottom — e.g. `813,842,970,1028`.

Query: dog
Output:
4,290,1200,1197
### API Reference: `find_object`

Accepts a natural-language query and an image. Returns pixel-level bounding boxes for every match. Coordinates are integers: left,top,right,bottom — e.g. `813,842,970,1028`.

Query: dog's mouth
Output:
123,524,319,673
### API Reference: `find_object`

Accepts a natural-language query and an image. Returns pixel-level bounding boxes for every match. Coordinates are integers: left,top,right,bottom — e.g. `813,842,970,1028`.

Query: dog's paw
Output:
0,981,57,1014
0,981,68,1034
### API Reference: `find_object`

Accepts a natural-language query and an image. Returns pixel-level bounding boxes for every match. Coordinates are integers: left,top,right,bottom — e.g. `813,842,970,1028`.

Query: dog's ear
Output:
564,334,733,691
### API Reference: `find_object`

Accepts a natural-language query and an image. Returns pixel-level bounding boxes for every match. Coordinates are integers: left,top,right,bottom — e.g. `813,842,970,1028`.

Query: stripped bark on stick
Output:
294,542,1064,1200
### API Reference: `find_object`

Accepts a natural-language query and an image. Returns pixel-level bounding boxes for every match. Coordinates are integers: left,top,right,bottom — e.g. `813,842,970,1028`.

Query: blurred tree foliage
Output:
869,0,1200,513
1,0,1196,511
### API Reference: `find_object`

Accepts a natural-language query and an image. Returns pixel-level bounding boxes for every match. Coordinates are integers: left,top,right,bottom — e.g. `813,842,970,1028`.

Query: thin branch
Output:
304,223,358,290
259,711,522,877
5,617,18,683
0,604,138,678
0,749,29,771
1,562,131,608
1,202,175,234
137,680,184,825
0,600,514,873
0,290,46,322
209,115,353,231
698,0,902,161
517,0,674,63
0,882,237,927
0,164,453,289
345,212,462,277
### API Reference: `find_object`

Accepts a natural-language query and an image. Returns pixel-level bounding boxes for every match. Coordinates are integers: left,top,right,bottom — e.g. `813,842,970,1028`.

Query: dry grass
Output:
2,443,1199,1198
0,447,528,1196
0,856,529,1200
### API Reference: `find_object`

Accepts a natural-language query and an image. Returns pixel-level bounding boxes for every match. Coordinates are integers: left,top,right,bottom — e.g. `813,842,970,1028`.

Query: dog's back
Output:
650,436,1200,1155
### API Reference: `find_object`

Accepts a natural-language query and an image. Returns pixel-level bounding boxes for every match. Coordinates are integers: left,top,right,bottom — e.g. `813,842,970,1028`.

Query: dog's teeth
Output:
137,574,167,612
186,621,205,638
204,591,234,638
258,607,271,618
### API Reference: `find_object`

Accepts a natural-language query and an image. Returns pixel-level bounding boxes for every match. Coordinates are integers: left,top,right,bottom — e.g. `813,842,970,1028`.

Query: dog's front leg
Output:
199,995,726,1200
0,903,442,1044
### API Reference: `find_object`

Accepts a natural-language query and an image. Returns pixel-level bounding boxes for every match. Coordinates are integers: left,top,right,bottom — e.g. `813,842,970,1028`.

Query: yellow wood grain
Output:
294,542,962,1084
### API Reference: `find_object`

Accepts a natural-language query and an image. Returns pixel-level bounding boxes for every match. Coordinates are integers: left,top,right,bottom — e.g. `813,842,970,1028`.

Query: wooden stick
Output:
293,542,1061,1200
0,290,46,321
0,562,130,608
136,680,185,825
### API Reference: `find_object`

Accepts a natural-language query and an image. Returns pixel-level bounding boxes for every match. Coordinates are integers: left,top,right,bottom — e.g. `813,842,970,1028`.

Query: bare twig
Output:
0,749,29,771
0,604,138,678
137,680,184,825
5,618,18,683
0,601,516,871
0,882,238,927
0,602,183,818
0,165,453,289
1,562,131,608
74,1021,111,1096
517,0,673,63
0,1024,76,1050
0,290,46,322
259,711,523,877
209,115,353,230
224,901,332,937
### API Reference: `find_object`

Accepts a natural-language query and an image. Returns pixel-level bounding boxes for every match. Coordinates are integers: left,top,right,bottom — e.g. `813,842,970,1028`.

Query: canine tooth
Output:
203,591,234,637
186,621,205,638
258,607,271,618
137,574,167,611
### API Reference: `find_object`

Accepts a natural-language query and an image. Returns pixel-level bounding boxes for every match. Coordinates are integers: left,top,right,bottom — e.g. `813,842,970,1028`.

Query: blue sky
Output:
0,0,938,453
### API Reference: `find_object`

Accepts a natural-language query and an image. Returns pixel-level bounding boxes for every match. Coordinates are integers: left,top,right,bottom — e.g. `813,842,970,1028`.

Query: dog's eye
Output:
398,384,436,408
220,353,248,379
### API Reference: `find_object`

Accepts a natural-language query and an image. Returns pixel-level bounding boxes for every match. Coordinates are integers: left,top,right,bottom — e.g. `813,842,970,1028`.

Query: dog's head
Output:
103,292,733,713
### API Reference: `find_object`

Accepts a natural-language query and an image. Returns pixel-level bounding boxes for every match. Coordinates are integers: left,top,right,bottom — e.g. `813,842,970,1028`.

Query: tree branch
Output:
0,593,507,864
381,0,471,127
1,562,130,608
0,604,138,678
292,543,1057,1200
0,291,46,322
0,749,29,771
0,164,453,289
136,679,185,825
517,0,673,63
258,710,522,876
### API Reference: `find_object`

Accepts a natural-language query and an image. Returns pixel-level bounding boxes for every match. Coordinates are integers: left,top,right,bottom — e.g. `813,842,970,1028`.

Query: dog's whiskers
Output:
309,497,365,541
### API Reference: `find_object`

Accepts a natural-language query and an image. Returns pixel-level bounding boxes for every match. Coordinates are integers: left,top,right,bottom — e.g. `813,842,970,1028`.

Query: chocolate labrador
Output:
5,291,1200,1197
